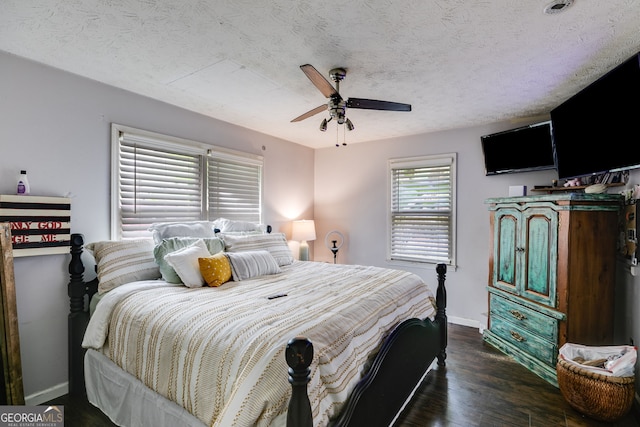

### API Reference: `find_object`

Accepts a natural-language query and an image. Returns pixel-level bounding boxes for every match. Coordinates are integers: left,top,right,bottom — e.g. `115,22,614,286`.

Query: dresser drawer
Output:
489,315,558,365
490,294,558,343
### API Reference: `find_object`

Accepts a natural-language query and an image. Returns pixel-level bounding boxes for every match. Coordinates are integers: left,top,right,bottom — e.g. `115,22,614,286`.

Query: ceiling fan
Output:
291,64,412,135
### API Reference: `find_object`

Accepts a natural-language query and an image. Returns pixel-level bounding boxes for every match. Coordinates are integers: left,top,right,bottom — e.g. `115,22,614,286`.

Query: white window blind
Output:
112,124,263,240
389,154,456,265
208,150,262,223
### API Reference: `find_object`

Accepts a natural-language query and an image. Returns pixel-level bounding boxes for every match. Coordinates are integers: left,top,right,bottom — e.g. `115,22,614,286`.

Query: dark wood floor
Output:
395,324,639,427
46,324,639,426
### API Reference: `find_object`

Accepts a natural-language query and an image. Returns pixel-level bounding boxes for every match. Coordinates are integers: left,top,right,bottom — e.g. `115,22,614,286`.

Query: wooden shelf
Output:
530,182,625,194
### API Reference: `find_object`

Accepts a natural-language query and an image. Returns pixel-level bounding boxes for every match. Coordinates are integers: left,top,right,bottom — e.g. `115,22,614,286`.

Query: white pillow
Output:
149,221,215,244
163,239,211,287
212,218,266,233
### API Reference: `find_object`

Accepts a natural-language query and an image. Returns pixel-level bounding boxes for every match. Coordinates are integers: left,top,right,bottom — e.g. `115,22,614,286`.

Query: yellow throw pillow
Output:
198,252,232,287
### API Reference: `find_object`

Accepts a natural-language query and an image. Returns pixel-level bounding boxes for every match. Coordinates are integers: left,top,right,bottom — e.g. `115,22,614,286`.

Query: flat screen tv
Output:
551,51,640,179
481,121,555,175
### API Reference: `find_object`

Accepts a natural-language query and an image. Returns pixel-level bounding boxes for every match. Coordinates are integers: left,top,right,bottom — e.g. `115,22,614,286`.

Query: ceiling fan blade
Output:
291,104,327,122
346,98,412,112
300,64,338,98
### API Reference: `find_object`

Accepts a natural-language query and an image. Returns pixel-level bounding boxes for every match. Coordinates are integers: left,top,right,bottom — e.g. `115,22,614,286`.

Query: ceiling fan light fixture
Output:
320,118,328,132
544,0,573,14
346,118,355,131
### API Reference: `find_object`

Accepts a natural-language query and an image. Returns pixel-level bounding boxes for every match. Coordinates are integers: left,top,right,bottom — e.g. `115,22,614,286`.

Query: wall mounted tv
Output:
481,121,555,176
551,51,640,179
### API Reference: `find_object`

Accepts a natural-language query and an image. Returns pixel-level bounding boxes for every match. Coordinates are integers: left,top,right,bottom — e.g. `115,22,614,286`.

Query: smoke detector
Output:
544,0,574,14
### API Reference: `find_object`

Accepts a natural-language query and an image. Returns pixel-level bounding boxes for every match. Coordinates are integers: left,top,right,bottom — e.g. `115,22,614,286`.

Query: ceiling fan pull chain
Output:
343,123,347,146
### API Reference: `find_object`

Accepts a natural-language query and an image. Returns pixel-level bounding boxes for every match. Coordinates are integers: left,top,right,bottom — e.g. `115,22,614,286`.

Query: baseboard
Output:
25,382,68,406
448,316,482,330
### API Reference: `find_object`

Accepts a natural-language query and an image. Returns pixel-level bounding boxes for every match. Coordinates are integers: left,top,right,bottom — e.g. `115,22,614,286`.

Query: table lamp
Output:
292,220,316,261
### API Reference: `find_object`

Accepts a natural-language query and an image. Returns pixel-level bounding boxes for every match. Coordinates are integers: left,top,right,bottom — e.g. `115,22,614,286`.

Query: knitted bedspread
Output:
83,261,436,427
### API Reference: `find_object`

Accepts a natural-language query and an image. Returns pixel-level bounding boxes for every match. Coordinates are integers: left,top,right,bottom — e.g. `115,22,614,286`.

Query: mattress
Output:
82,261,436,426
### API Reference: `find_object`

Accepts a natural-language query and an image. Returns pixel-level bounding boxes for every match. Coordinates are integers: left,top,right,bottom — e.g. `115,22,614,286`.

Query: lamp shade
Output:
292,220,316,242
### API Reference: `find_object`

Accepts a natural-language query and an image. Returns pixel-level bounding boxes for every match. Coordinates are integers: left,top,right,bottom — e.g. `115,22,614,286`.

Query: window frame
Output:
110,123,263,240
387,153,457,267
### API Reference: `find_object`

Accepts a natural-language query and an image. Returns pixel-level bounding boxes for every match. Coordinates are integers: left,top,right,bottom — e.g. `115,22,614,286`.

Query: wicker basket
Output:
557,358,635,422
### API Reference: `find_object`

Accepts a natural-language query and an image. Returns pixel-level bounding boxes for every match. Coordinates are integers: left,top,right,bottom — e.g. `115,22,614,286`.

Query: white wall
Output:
313,124,555,326
0,51,314,403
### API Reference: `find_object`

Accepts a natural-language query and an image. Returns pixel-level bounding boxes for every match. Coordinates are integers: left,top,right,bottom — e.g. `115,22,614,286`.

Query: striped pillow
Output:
225,250,281,281
223,233,294,266
86,240,160,294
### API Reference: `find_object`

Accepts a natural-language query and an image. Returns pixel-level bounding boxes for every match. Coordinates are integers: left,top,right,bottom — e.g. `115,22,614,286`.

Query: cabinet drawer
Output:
490,294,557,343
489,315,557,365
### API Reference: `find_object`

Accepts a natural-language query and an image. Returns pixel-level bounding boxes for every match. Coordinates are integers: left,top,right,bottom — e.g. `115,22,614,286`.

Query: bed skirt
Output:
84,349,213,427
84,346,434,427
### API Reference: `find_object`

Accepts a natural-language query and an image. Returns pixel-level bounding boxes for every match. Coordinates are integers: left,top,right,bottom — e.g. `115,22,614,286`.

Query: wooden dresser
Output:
483,193,622,386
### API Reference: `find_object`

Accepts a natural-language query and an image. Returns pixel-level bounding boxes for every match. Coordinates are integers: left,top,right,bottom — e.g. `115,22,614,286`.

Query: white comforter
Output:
83,261,436,427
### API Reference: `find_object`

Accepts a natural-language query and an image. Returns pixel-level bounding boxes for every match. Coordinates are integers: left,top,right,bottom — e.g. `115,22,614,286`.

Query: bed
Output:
67,227,447,427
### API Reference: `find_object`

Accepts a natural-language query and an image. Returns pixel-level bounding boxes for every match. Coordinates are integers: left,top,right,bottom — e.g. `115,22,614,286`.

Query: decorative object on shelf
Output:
324,230,344,264
530,182,625,194
584,183,607,194
533,171,630,194
564,178,582,187
16,170,30,195
291,220,316,261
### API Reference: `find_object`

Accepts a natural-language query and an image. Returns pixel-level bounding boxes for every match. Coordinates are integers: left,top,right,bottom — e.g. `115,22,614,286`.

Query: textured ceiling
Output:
2,1,640,149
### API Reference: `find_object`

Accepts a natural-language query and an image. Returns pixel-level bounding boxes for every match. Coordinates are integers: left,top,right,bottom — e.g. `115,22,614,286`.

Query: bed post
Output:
68,233,88,396
285,337,314,427
435,263,447,366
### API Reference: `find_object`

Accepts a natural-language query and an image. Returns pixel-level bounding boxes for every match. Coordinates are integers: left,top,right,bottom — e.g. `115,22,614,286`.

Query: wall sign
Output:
0,195,71,257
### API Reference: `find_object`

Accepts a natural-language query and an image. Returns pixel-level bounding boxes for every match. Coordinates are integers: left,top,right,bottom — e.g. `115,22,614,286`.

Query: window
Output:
388,153,456,266
111,124,263,240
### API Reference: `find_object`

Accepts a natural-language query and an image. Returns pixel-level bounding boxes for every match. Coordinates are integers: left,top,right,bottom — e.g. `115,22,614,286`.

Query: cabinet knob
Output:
510,330,525,342
509,309,527,321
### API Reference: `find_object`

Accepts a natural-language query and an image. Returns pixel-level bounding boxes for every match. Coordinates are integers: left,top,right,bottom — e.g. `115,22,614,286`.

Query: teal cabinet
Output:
492,206,558,307
483,193,622,387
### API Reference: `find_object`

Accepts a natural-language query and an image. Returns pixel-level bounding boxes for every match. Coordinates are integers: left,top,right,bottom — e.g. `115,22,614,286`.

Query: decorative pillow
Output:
154,237,225,283
225,250,281,281
162,240,211,288
149,221,215,244
212,218,267,233
198,252,233,287
223,233,294,266
86,240,160,295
